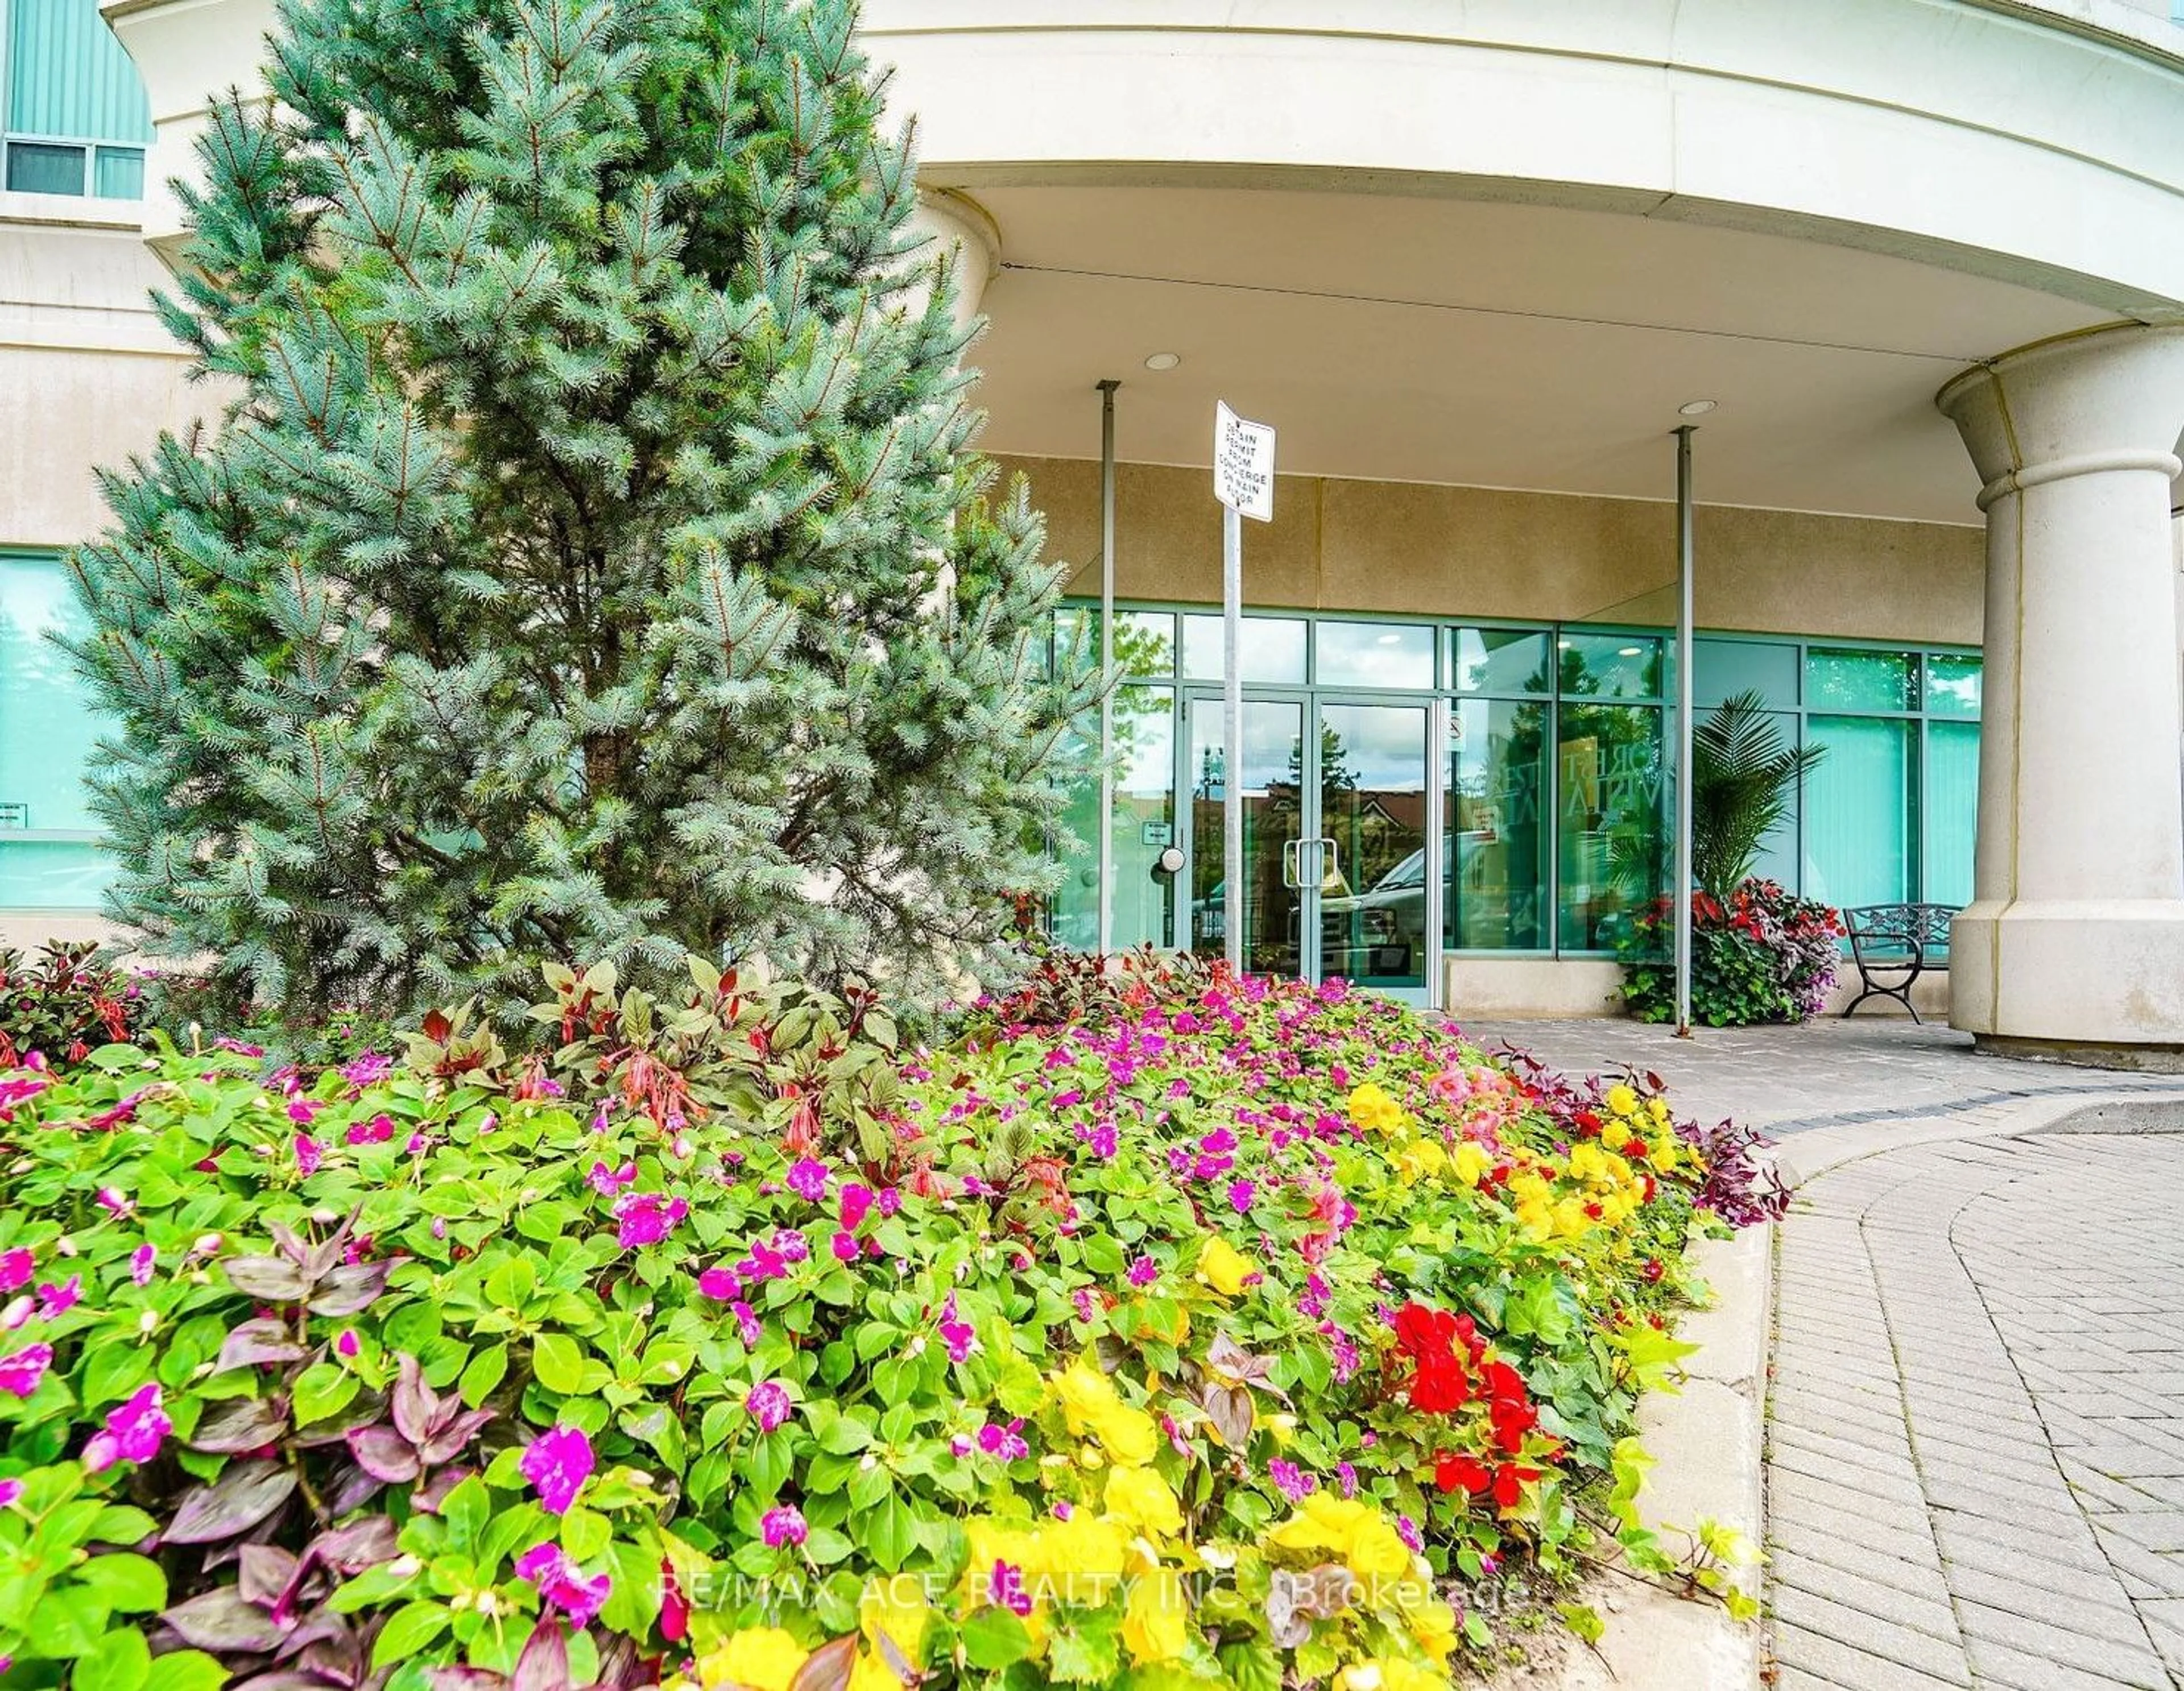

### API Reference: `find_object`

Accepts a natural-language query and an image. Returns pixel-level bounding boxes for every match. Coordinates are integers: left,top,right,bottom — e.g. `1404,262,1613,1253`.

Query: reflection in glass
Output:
1924,654,1981,719
1317,704,1428,989
1181,615,1307,683
0,553,112,907
1806,649,1912,712
1314,622,1435,690
1693,638,1797,712
1451,627,1549,695
1924,720,1979,909
1050,686,1177,952
1557,634,1664,701
1056,608,1177,679
1556,703,1665,951
1188,697,1305,975
1446,698,1548,951
1804,715,1913,907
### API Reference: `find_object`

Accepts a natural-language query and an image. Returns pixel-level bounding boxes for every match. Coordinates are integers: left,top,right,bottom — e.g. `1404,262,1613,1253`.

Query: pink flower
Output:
697,1266,742,1300
84,1383,169,1473
1127,1255,1159,1287
0,1477,21,1508
588,1160,636,1196
760,1505,806,1548
293,1135,322,1176
1269,1459,1316,1502
341,1051,391,1088
1072,1289,1097,1324
345,1113,396,1146
286,1100,320,1125
786,1158,829,1203
515,1542,611,1627
730,1302,762,1348
838,1184,875,1230
129,1245,155,1287
613,1192,688,1250
938,1294,975,1365
519,1424,594,1514
1227,1179,1256,1215
746,1380,793,1432
35,1277,80,1320
1086,1124,1118,1159
0,1342,52,1398
94,1188,133,1218
0,1250,30,1293
336,1330,359,1359
976,1419,1029,1461
987,1560,1033,1617
830,1230,859,1263
1396,1515,1424,1553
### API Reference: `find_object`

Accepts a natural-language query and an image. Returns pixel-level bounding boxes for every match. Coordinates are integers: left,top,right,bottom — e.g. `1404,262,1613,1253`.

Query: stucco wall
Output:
1002,455,1987,644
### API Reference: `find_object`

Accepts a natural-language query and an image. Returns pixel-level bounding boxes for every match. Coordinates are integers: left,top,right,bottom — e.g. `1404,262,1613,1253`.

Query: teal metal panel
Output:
6,0,153,144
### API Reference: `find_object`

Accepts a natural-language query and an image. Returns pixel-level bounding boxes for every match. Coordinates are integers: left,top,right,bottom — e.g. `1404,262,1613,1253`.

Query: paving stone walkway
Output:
1469,1016,2184,1688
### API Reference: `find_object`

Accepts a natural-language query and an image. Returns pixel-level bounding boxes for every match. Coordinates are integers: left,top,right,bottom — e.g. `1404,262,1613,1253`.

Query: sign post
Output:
1213,401,1276,976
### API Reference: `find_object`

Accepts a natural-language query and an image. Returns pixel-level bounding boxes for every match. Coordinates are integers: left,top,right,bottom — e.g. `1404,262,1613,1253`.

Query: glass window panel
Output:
1556,702,1665,951
93,145,143,200
1049,686,1177,952
1056,608,1176,678
1925,653,1981,719
1923,720,1979,909
0,840,110,908
1557,632,1664,700
1447,696,1549,951
1186,696,1305,974
1451,627,1549,695
1694,637,1798,711
1181,614,1306,683
1,553,104,838
6,140,86,195
1806,648,1913,712
1313,621,1434,690
1804,715,1913,909
1318,702,1429,988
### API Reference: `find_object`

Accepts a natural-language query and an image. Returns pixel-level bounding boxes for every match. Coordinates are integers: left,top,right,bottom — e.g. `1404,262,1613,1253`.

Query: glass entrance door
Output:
1184,694,1431,1000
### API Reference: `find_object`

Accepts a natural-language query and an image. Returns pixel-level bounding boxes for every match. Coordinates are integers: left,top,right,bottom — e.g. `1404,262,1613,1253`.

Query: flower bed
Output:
0,954,1780,1690
1616,880,1843,1027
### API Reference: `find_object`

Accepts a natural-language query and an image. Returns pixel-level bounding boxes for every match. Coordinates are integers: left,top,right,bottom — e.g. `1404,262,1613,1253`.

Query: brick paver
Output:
1462,1016,2184,1688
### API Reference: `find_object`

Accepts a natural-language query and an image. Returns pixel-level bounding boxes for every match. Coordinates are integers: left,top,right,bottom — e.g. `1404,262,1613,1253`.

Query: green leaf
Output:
959,1607,1033,1670
371,1599,451,1668
439,1476,491,1555
80,1342,155,1412
559,1506,612,1562
458,1342,509,1408
533,1333,586,1395
75,1624,151,1691
292,1361,361,1427
857,1491,917,1572
142,1648,225,1691
88,1506,159,1548
27,1585,106,1656
73,1555,167,1614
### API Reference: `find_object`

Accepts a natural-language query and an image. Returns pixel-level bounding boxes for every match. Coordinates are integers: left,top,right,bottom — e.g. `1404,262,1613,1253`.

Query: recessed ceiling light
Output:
1144,352,1181,371
1678,399,1718,416
1618,646,1642,657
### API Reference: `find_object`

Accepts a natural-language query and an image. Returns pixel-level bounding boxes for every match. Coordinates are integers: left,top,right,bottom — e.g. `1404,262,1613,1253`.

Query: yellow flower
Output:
1604,1083,1640,1118
1122,1566,1192,1662
1339,1658,1449,1691
1648,1135,1681,1174
1552,1197,1592,1239
847,1652,905,1691
1036,1514,1131,1590
1648,1096,1672,1124
1515,1200,1553,1243
1053,1358,1161,1468
1450,1141,1492,1187
1268,1494,1413,1584
1106,1464,1184,1538
859,1576,931,1669
1409,1596,1460,1660
700,1628,807,1691
1346,1081,1409,1135
1196,1237,1259,1299
1397,1138,1449,1184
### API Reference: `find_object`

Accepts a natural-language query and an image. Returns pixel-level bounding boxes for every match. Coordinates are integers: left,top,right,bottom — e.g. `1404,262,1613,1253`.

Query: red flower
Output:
1434,1453,1491,1495
1392,1303,1482,1414
1492,1463,1544,1508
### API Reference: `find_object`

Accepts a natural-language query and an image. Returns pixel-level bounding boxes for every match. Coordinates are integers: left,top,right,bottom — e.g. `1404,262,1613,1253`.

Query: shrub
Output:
1616,880,1842,1027
0,941,144,1069
0,954,1768,1690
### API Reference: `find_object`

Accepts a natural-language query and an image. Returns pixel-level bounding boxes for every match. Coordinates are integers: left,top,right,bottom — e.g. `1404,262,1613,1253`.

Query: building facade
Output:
3,0,2182,1052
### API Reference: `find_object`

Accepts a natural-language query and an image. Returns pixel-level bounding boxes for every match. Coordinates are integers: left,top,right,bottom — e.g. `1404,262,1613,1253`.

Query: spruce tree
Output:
66,0,1099,1025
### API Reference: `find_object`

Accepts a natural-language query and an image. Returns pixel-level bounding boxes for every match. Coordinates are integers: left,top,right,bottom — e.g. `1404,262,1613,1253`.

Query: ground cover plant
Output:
0,943,145,1070
1616,881,1842,1026
0,952,1781,1690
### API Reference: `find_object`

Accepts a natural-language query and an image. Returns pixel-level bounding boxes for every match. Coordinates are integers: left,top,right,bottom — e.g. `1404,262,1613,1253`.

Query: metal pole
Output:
1223,503,1244,975
1096,379,1120,959
1674,425,1697,1038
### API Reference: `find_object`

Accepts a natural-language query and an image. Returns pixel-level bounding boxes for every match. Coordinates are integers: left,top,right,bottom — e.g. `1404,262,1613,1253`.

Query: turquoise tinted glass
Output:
1558,633,1662,700
1181,614,1306,683
1556,702,1664,950
1050,685,1177,951
1447,695,1548,950
0,838,110,907
1314,621,1434,690
1807,649,1913,712
1924,654,1981,718
1923,720,1979,907
1694,638,1798,711
1804,715,1913,907
5,140,84,194
0,553,102,833
93,144,143,199
1451,628,1549,695
7,0,156,144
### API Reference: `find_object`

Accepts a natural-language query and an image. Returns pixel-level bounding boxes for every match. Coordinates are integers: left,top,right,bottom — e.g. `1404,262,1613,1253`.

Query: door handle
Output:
1316,837,1342,890
1281,838,1303,889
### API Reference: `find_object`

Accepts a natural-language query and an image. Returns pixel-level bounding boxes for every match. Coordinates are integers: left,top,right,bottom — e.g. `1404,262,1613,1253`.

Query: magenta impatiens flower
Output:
588,1160,636,1197
293,1134,323,1176
1269,1458,1317,1502
785,1158,829,1203
838,1183,875,1230
760,1505,807,1548
987,1559,1033,1617
0,1342,52,1398
1227,1178,1256,1215
515,1542,612,1626
697,1266,741,1300
938,1293,976,1365
829,1230,859,1263
1127,1255,1159,1287
0,1477,20,1508
129,1245,155,1287
976,1418,1030,1461
520,1424,594,1514
0,1250,30,1293
730,1301,762,1348
613,1192,688,1250
746,1380,793,1432
345,1114,396,1146
34,1277,80,1321
84,1383,169,1473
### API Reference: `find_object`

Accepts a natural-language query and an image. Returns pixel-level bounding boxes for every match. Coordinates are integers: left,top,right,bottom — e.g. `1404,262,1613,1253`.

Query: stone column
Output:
902,189,999,345
1938,323,2184,1061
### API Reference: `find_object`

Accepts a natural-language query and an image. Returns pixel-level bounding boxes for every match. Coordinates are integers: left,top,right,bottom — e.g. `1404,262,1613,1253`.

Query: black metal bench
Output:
1840,902,1958,1023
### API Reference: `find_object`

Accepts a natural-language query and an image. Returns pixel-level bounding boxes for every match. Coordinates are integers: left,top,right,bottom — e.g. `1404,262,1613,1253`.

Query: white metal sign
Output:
1213,401,1276,523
